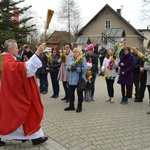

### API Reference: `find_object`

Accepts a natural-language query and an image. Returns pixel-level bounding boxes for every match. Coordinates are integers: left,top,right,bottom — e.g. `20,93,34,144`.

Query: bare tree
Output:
141,0,150,24
20,8,42,42
57,0,82,43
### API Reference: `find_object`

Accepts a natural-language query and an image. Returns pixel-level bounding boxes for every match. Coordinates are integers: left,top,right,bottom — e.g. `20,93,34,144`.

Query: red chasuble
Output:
0,54,43,136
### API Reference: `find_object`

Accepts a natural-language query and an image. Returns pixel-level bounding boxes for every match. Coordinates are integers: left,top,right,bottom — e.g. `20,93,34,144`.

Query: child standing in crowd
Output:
101,48,119,103
85,44,98,101
84,62,93,102
118,47,135,104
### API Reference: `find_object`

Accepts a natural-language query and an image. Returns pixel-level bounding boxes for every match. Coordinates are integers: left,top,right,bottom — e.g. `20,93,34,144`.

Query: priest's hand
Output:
35,43,46,56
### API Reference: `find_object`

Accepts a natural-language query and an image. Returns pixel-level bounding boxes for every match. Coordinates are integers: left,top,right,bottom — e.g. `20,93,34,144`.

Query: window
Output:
105,20,111,29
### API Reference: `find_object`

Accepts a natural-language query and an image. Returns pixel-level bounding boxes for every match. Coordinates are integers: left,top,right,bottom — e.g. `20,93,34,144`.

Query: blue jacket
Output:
66,57,87,85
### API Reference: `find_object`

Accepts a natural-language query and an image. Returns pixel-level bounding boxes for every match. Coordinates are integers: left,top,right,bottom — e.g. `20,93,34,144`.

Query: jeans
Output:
39,73,48,92
50,71,60,96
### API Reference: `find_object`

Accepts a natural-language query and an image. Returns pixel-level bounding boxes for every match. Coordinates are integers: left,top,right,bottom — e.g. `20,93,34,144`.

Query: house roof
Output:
47,30,70,42
138,29,150,32
45,30,76,46
77,4,145,39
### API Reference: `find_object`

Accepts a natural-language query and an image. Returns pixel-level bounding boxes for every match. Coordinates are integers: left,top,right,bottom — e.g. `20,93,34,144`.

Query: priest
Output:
0,39,48,146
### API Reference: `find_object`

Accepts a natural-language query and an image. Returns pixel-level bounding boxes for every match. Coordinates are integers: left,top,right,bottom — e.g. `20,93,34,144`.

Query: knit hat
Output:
87,44,94,52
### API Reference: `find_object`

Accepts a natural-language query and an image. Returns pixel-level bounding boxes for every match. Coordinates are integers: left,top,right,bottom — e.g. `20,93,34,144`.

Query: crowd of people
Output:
1,38,150,147
34,42,150,111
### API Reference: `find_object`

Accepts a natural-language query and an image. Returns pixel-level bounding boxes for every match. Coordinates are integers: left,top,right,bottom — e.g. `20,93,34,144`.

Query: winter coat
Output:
57,50,73,82
66,57,87,85
118,52,135,85
144,54,150,85
36,52,49,74
98,48,107,60
49,54,60,73
132,53,142,74
85,53,98,73
21,51,33,62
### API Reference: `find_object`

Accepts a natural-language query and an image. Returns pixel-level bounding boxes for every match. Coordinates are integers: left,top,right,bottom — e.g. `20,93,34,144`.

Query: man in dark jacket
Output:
134,59,147,102
135,48,150,102
98,44,107,75
132,52,142,100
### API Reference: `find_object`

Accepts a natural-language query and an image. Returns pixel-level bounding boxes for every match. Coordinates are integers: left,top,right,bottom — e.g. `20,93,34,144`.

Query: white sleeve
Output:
101,58,106,70
25,54,42,77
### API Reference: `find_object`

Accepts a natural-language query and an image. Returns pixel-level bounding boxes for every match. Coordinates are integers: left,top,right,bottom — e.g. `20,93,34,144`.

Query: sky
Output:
23,0,150,33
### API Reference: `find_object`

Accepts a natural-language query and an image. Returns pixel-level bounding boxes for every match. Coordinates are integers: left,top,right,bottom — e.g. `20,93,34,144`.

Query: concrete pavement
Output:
1,75,150,150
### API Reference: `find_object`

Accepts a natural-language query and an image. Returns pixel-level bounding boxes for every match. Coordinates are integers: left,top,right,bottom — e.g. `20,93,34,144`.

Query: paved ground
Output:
1,75,150,150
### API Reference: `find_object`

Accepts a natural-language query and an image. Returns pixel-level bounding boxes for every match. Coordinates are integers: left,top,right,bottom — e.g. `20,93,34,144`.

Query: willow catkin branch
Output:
127,45,147,61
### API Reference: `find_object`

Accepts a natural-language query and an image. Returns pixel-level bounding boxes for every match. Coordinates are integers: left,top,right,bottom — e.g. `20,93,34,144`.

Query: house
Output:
76,4,146,51
46,30,74,49
138,28,150,51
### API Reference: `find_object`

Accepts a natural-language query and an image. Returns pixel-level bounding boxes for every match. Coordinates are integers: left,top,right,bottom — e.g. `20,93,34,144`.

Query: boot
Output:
120,97,125,104
122,97,128,105
76,103,82,113
0,138,6,146
61,95,67,100
64,103,75,111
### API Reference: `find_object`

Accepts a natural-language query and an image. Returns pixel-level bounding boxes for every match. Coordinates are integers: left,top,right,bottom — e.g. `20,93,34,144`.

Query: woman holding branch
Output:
64,48,87,113
101,48,119,103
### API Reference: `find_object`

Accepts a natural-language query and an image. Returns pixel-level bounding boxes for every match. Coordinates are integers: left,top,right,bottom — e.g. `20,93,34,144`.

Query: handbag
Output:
77,65,86,92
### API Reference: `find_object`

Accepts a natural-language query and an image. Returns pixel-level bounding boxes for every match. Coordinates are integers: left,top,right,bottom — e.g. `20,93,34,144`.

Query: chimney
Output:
117,9,121,15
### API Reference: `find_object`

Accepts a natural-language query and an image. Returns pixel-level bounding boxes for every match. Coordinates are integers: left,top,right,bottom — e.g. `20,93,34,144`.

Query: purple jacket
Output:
118,52,135,85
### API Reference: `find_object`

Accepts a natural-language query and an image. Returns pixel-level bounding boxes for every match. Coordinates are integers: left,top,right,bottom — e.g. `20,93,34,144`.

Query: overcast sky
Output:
23,0,149,32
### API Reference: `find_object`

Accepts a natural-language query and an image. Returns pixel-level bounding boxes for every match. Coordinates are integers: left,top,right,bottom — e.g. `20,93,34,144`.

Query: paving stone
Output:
1,76,150,150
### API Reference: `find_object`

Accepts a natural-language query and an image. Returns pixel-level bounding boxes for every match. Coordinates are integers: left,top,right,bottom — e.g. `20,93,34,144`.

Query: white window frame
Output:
105,20,111,29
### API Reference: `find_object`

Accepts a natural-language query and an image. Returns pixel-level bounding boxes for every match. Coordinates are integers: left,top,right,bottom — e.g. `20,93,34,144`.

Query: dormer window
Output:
105,20,111,29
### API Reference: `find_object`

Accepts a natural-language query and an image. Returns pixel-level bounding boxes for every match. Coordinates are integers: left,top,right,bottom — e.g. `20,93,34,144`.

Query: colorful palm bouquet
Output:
86,70,92,83
104,38,126,79
60,49,66,63
86,61,93,83
107,57,115,70
104,56,115,79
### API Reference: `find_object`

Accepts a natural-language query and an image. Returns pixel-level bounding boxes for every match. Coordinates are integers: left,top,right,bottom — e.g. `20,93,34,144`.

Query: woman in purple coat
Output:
118,47,135,104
